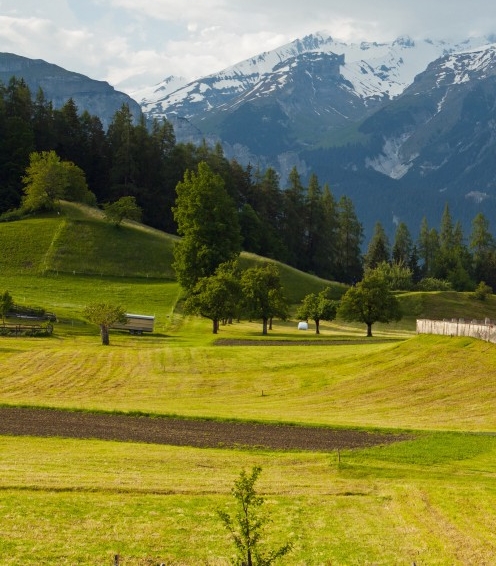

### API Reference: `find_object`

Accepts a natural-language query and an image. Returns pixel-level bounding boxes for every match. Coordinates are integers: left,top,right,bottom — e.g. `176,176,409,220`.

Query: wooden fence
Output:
416,318,496,344
0,323,53,336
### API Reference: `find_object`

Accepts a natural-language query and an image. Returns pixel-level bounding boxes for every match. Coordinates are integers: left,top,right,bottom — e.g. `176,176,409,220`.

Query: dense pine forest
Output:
1,76,496,290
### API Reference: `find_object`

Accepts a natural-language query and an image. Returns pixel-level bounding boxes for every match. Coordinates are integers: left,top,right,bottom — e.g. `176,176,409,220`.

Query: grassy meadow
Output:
1,204,496,565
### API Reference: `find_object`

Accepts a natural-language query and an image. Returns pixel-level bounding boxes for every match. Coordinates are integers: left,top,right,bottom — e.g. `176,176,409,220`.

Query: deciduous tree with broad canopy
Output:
296,287,338,334
172,161,241,291
103,195,142,226
337,270,402,337
21,150,95,212
83,302,126,345
184,261,241,334
241,263,288,335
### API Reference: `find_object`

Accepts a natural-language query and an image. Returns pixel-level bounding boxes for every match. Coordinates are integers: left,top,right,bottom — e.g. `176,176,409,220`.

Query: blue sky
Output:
0,0,495,94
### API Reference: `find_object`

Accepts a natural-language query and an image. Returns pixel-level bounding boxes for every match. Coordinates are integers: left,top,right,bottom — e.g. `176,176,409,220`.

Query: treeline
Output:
365,206,496,291
0,76,364,282
0,77,179,233
1,76,496,289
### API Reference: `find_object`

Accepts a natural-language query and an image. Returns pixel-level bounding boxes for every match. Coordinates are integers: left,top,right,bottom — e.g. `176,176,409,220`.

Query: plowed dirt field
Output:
0,407,409,451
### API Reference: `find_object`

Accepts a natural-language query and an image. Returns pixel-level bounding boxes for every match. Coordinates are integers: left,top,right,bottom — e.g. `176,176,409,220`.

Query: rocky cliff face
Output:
0,53,142,128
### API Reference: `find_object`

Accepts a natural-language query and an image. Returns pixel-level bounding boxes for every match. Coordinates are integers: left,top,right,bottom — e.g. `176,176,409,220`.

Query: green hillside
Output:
2,203,496,565
397,289,496,327
0,201,346,303
4,203,496,326
0,202,177,279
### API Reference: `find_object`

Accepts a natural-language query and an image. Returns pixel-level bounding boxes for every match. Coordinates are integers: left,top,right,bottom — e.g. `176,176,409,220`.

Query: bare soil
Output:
0,407,410,452
214,338,395,346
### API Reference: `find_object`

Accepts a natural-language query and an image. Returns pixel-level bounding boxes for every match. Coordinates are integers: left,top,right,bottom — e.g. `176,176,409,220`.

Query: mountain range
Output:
0,53,141,129
135,33,496,238
3,32,496,240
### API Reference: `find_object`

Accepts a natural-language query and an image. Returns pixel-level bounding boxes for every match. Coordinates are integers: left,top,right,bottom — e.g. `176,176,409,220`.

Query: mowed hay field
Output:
1,204,496,565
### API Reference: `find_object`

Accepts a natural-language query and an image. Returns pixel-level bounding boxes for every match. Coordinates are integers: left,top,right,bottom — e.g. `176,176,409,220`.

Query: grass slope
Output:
0,330,495,431
1,431,495,565
2,204,496,564
0,202,177,278
0,202,345,302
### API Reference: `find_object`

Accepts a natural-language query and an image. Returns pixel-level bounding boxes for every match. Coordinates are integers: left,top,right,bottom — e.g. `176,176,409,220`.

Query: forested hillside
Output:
2,76,496,290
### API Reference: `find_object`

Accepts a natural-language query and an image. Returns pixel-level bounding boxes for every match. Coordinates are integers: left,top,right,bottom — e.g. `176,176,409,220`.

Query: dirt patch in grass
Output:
214,338,397,346
0,407,410,452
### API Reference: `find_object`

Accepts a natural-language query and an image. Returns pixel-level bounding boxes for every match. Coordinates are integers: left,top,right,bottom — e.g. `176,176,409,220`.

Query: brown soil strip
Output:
0,407,409,452
214,339,396,346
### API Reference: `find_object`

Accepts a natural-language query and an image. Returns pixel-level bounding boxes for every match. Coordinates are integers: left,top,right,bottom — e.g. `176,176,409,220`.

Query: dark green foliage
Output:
173,161,242,291
470,212,496,289
415,278,452,291
371,261,414,291
296,287,338,334
21,150,95,213
364,222,390,270
103,196,142,226
338,269,402,337
418,217,439,278
240,263,289,335
334,196,364,283
184,261,242,333
239,203,265,254
473,281,492,301
281,167,307,268
0,290,13,323
392,222,413,265
218,467,293,566
419,205,475,290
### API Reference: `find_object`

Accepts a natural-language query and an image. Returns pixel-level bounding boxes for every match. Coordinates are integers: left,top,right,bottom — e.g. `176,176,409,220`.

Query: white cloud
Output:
0,0,495,93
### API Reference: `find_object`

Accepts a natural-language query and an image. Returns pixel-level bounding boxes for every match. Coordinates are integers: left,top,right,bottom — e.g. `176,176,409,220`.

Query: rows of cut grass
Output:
1,432,495,565
1,326,495,431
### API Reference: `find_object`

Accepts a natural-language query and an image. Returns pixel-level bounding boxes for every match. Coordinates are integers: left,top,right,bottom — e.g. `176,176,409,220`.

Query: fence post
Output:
114,554,119,566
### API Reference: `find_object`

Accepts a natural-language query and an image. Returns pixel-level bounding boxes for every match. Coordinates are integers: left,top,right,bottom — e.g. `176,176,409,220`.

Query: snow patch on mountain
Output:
435,44,496,87
131,75,188,105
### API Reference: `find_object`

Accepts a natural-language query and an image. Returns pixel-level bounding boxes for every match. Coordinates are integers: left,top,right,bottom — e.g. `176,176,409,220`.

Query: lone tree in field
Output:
338,270,402,337
103,195,142,226
172,161,241,291
296,287,338,334
0,290,13,323
218,466,293,566
83,303,126,345
184,261,242,334
241,263,288,335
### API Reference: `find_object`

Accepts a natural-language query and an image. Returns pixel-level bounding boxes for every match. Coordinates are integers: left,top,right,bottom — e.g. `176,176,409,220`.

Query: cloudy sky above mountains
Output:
0,0,495,94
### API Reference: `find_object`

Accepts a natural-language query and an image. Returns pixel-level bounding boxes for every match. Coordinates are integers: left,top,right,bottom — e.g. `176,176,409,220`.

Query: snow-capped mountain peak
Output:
137,33,495,120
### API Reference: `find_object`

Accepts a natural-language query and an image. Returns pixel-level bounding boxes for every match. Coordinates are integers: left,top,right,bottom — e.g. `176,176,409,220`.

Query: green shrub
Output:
416,277,452,291
473,281,493,301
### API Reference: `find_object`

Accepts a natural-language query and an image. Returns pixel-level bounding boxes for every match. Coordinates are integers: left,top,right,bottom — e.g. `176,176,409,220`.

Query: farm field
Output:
1,206,496,564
